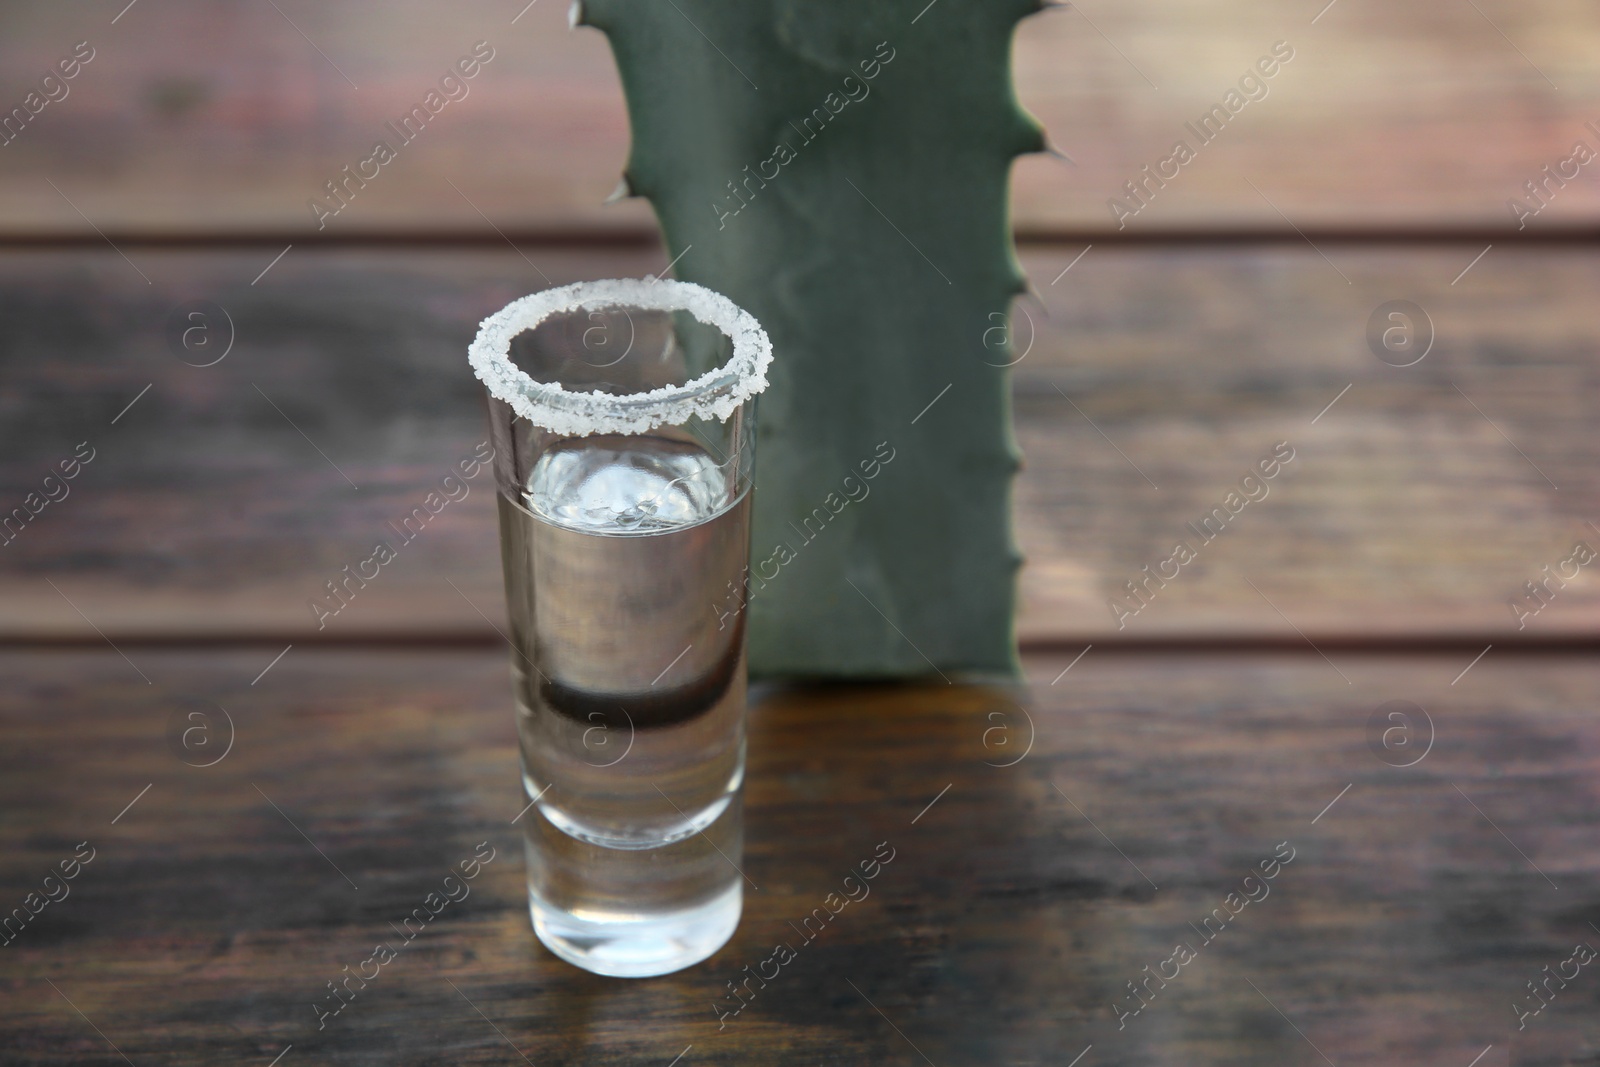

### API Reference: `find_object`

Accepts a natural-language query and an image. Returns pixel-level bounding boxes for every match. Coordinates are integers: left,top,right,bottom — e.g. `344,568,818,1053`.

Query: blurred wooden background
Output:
1,0,1596,645
0,0,1598,235
1,245,1598,644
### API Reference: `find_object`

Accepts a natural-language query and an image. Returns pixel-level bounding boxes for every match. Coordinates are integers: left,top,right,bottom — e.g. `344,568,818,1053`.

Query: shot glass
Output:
469,278,771,977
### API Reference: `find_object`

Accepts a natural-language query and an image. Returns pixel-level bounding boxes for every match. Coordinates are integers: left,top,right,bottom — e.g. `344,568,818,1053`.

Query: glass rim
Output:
469,277,772,437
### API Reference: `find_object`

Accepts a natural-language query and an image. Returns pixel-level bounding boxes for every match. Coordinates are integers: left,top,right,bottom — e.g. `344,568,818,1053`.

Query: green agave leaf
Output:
579,0,1045,678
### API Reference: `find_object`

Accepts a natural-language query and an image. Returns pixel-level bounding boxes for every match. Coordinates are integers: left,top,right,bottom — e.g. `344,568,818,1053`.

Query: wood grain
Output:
1,245,1596,644
0,0,1595,233
0,648,1595,1064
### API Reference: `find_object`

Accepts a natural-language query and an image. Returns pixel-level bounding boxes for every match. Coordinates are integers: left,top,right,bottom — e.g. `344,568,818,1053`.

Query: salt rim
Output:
468,277,772,437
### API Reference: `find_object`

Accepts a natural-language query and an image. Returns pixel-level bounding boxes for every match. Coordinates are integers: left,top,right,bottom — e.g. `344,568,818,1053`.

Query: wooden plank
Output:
0,647,1595,1064
3,245,1596,643
0,0,1595,233
1010,0,1600,232
1014,242,1600,640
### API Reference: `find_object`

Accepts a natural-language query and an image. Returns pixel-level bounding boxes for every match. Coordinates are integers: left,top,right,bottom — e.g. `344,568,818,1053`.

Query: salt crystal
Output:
468,278,772,437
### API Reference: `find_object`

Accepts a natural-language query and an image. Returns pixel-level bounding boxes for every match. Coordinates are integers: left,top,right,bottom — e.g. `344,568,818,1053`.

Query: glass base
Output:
529,880,741,978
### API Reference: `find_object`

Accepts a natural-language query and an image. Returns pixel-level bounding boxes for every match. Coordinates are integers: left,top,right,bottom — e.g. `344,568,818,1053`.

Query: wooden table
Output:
2,648,1596,1065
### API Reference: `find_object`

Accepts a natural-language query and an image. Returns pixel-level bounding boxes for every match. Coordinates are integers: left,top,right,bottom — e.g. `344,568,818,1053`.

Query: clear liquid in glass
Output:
499,433,747,976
